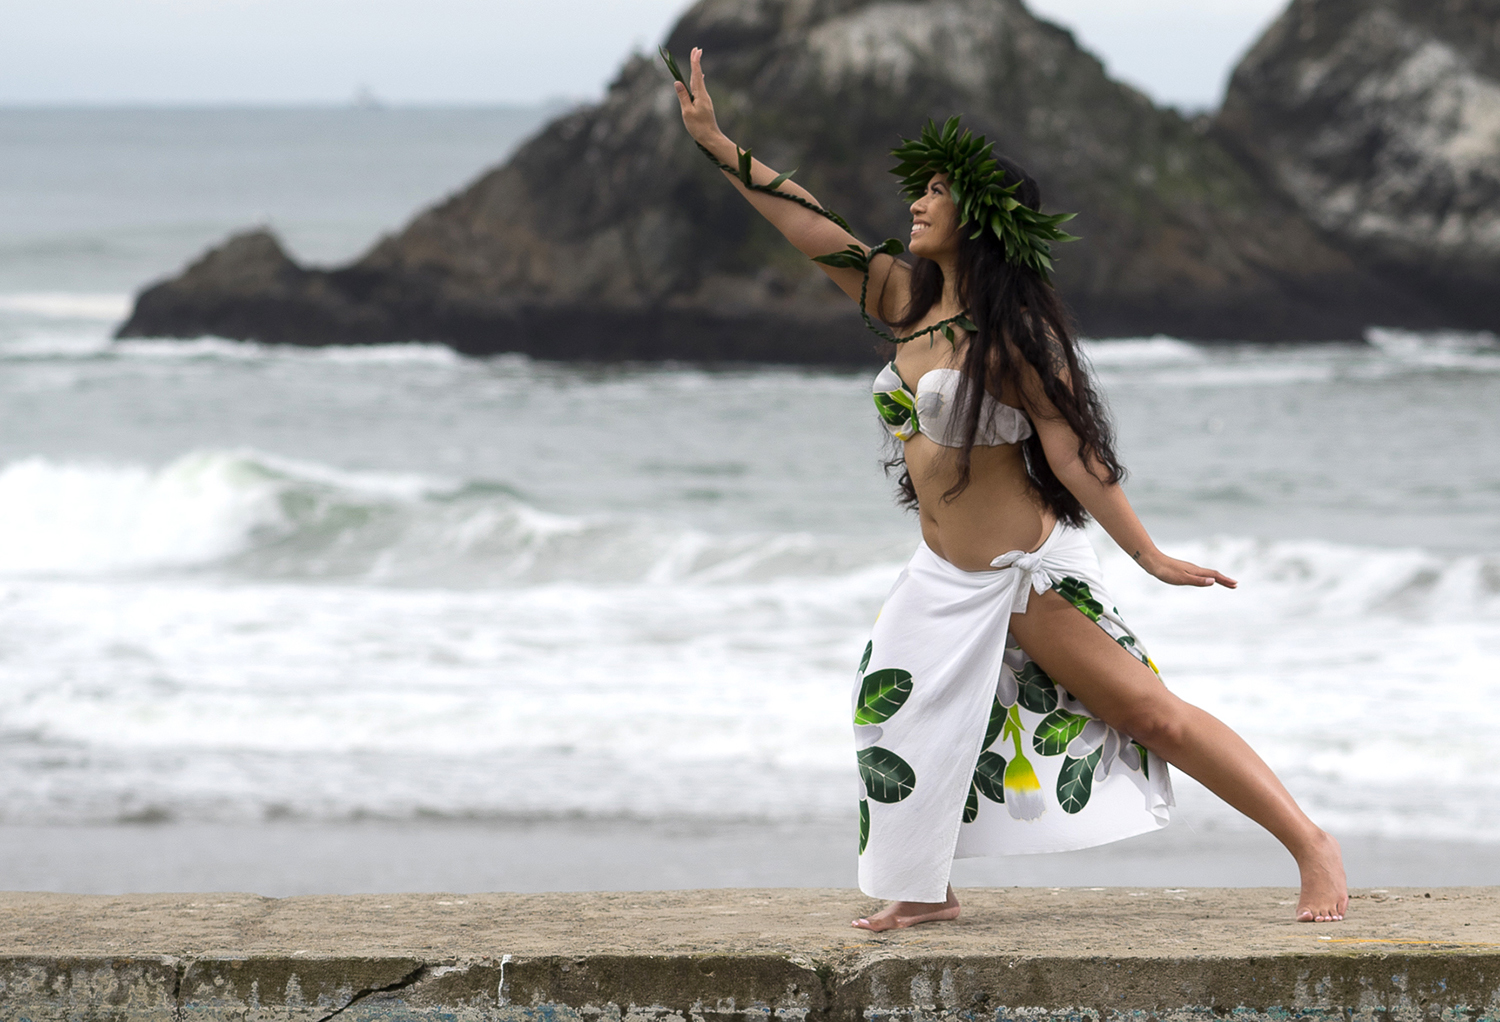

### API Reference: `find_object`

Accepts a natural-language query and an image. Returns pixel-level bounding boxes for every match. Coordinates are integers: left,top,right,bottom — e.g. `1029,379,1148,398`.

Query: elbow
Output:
1048,458,1114,501
1045,454,1088,487
1048,451,1116,489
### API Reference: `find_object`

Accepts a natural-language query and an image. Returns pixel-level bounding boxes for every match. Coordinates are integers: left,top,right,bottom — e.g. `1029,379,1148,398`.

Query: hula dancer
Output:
666,46,1347,928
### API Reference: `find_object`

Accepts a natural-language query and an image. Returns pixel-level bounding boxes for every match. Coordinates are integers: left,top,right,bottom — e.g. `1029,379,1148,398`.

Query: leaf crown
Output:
891,116,1080,279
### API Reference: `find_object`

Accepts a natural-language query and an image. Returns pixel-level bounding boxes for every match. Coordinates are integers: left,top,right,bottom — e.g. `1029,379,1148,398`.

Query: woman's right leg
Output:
1007,589,1347,922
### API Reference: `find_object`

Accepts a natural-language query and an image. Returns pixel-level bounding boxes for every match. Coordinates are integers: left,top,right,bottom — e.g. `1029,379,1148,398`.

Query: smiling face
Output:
908,172,961,260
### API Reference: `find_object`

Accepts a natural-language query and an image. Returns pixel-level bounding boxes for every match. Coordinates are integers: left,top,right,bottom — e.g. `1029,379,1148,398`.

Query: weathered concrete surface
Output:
2,887,1498,1021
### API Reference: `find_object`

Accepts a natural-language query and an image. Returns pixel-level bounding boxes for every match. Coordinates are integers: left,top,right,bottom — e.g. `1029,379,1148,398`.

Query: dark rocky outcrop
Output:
120,0,1481,361
1216,0,1500,329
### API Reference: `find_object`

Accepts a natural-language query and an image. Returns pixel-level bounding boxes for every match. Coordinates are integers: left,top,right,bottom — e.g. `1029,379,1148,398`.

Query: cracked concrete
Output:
1,888,1498,1021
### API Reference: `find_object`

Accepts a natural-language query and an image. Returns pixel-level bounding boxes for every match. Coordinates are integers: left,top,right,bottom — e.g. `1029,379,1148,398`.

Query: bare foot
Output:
1295,829,1348,922
852,885,961,931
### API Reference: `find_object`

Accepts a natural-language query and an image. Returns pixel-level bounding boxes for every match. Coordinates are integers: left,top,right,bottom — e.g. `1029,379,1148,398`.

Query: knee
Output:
1112,692,1188,752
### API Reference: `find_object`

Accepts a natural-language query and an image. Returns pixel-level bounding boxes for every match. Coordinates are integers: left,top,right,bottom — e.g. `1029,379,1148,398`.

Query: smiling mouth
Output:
911,222,929,234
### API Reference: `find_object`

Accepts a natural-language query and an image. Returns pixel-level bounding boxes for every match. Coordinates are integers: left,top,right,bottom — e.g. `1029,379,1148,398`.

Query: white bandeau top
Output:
872,361,1034,448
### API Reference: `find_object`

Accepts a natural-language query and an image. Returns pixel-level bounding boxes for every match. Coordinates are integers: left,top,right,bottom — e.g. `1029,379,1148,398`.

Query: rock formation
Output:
1216,0,1500,329
120,0,1476,361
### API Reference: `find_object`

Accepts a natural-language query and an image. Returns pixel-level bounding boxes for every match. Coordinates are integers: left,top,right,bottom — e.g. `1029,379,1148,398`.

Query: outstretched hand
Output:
1138,550,1237,589
672,47,724,146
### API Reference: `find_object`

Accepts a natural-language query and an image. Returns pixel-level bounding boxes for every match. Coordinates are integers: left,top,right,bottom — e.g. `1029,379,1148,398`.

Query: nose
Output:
910,195,925,216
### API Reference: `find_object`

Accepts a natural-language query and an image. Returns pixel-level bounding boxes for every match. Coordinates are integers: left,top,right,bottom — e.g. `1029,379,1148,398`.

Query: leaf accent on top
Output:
873,389,918,431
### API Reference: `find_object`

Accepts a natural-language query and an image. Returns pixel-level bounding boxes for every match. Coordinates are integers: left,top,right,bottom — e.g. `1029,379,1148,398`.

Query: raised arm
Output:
671,47,906,323
1016,347,1237,589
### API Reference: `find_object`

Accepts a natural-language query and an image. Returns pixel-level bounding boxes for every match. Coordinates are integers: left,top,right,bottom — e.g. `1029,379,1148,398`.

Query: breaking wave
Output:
0,450,904,585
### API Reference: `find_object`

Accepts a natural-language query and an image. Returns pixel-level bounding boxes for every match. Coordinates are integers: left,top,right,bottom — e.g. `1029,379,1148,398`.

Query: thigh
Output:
1007,589,1170,730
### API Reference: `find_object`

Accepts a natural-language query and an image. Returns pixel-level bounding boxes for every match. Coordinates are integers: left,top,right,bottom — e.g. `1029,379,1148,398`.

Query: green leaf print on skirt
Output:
1057,747,1104,813
973,750,1007,803
859,799,870,854
854,669,914,725
982,695,1007,751
1032,708,1091,757
964,699,1011,821
857,746,917,803
858,641,873,676
1053,576,1103,622
1015,661,1059,714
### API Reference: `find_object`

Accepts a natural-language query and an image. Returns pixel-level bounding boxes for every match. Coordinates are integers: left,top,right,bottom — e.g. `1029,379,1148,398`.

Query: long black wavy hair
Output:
886,155,1122,527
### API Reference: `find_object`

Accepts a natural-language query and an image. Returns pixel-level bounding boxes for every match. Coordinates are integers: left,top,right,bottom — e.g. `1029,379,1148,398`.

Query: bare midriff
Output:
891,334,1056,570
905,435,1057,571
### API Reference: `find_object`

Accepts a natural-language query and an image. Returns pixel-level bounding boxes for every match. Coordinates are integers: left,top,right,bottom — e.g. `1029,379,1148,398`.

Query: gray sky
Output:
0,0,1287,110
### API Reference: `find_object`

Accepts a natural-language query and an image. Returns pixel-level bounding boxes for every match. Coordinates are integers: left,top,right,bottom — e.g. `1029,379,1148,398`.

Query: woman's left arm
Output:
1022,366,1237,589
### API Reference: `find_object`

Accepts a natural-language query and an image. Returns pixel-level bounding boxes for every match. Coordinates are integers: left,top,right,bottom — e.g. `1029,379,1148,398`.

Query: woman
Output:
669,47,1347,929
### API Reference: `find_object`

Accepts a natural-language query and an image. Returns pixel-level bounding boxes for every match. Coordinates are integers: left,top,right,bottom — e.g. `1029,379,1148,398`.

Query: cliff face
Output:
1217,0,1500,326
121,0,1466,360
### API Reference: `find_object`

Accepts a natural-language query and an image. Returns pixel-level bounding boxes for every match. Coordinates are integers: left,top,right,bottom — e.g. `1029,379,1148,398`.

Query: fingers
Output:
690,46,705,93
1189,570,1236,588
1185,561,1238,589
1160,558,1237,589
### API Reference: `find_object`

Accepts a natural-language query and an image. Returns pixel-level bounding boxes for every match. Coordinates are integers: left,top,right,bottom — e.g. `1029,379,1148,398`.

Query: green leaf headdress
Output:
891,116,1079,279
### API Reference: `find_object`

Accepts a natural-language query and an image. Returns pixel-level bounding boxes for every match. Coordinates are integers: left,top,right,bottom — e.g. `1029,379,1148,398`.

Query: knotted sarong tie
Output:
990,547,1055,613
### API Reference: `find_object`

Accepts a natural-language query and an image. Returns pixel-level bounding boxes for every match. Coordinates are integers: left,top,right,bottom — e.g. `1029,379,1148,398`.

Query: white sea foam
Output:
1365,326,1500,370
109,337,466,365
0,329,113,358
0,532,1495,836
0,451,907,585
0,453,285,574
0,292,131,321
1082,336,1205,365
0,460,1495,836
1083,330,1500,389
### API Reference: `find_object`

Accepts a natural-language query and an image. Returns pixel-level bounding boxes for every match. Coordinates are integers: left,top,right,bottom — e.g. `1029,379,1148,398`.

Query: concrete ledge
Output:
2,888,1497,1021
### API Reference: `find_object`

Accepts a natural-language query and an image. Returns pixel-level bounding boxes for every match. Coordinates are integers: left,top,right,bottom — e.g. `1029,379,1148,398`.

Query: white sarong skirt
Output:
853,524,1174,902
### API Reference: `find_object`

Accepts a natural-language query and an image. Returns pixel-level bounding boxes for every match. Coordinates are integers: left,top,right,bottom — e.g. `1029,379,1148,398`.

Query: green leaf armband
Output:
811,238,902,273
663,50,1066,348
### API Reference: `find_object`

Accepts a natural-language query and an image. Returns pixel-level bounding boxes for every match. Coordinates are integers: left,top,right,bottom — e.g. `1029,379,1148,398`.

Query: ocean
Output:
1,108,1497,894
